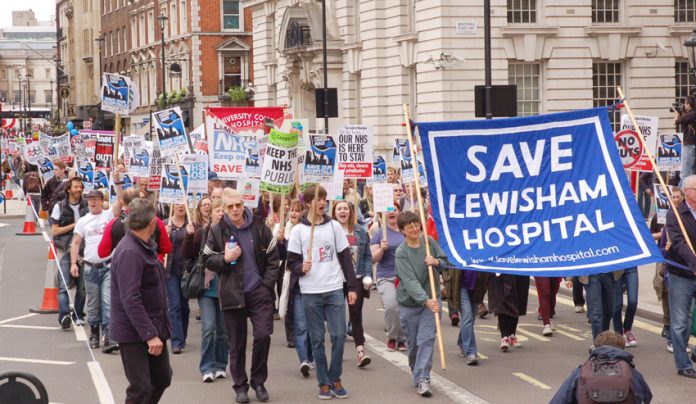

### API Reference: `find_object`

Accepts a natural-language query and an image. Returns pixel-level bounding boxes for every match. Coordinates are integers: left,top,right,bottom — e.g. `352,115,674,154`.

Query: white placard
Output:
373,183,396,213
236,178,261,208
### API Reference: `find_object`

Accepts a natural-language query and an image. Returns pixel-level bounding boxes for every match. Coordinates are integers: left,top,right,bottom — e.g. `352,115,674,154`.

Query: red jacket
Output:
98,214,172,258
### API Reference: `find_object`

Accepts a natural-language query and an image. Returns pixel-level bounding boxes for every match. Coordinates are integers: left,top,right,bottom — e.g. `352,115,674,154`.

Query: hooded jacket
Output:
203,208,280,310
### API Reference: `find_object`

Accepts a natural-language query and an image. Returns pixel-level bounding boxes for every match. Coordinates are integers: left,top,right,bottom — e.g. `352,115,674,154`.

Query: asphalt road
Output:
0,217,693,404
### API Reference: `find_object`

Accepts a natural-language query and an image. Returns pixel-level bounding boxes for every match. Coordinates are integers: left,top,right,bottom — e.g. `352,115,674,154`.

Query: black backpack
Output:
577,354,636,404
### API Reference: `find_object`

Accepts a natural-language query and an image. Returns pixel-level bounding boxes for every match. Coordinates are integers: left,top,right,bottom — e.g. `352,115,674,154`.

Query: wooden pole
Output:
173,155,193,224
279,193,286,229
114,113,121,166
617,86,696,256
402,104,446,370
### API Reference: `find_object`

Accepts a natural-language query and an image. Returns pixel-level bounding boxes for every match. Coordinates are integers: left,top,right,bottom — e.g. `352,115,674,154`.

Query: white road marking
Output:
88,361,116,404
0,324,60,330
364,333,490,404
74,324,88,341
513,372,551,390
0,313,38,325
0,356,75,366
0,223,9,228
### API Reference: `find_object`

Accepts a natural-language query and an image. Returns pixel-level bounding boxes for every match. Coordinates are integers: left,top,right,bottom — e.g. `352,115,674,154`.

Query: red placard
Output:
614,129,652,171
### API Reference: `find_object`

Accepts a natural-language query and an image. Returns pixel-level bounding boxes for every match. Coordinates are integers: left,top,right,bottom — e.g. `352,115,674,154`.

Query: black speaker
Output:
315,88,338,118
474,85,518,117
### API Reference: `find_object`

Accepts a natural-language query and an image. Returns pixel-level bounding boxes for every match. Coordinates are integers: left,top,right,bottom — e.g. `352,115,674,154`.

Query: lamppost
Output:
158,14,168,107
26,70,32,132
17,75,24,133
49,79,54,122
95,34,105,129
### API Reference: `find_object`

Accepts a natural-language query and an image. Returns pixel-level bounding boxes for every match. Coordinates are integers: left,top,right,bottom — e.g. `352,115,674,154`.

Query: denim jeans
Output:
165,274,190,350
668,273,696,371
198,296,228,375
303,289,346,387
682,144,696,182
613,267,638,334
377,278,406,342
457,287,478,357
400,303,439,386
293,290,313,364
57,252,85,324
584,273,616,341
83,263,111,328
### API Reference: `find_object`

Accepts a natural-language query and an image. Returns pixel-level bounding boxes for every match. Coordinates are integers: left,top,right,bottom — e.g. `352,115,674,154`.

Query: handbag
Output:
181,231,207,299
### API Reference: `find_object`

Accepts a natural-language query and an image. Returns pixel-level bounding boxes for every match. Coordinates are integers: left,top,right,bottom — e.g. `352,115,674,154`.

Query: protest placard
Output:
95,134,115,168
279,119,309,185
321,170,344,201
100,73,140,116
154,107,191,157
394,138,414,182
654,184,672,225
617,114,658,172
76,159,95,192
236,178,261,208
656,132,682,172
147,144,164,191
123,137,152,177
38,158,54,182
181,154,208,194
22,142,42,165
419,107,661,276
160,163,189,204
392,139,408,163
337,125,373,178
207,113,256,178
260,129,299,194
367,155,387,184
304,134,337,183
93,169,110,191
373,183,396,213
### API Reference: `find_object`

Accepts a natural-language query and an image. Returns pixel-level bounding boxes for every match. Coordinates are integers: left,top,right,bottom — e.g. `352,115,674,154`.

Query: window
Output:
508,62,541,116
139,14,145,47
222,54,243,91
83,29,91,55
115,29,120,54
45,68,51,79
29,90,36,104
148,11,155,44
171,3,178,36
675,0,696,22
44,90,52,104
675,60,693,103
592,0,619,23
0,69,6,80
14,91,21,103
222,0,241,30
181,1,187,32
592,62,622,132
27,69,34,78
507,0,536,23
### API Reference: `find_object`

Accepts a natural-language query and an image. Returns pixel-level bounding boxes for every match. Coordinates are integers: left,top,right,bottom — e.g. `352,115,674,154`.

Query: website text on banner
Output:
417,107,662,277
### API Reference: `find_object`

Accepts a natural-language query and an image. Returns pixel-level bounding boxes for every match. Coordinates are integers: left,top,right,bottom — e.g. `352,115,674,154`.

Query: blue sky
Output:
1,1,55,28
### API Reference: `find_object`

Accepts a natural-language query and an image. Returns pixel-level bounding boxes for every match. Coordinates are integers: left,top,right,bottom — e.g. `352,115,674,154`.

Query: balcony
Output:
285,21,313,50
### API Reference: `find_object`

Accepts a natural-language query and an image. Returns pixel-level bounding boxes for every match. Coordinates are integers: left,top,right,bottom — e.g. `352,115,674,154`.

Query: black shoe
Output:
662,326,670,338
60,315,72,330
678,368,696,378
102,338,118,354
89,325,100,349
253,384,269,402
235,390,250,403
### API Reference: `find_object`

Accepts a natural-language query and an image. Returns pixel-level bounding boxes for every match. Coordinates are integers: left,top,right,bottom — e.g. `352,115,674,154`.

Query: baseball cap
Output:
86,190,105,200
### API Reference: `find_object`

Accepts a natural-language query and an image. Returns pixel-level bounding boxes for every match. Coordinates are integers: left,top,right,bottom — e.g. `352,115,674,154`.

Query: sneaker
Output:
499,337,510,352
478,303,489,319
318,385,332,400
661,326,669,338
387,339,397,351
667,343,674,353
214,370,226,379
309,361,316,370
417,379,432,397
397,341,408,351
74,318,85,327
195,309,201,321
623,335,630,348
299,361,311,378
465,355,478,366
60,315,72,330
357,348,371,368
542,324,553,337
625,329,638,347
510,334,521,348
574,305,585,313
202,372,214,383
450,312,460,327
330,380,349,399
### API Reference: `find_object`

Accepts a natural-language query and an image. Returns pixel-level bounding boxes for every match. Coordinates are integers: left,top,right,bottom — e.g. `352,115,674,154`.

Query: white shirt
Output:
74,209,115,264
51,200,82,223
287,219,349,294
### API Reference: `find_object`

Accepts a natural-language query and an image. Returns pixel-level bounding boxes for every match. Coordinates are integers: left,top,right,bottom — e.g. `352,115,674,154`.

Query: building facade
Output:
0,10,57,129
245,0,696,152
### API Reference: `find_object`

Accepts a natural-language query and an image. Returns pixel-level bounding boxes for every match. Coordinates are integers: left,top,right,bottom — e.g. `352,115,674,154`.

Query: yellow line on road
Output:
512,372,551,390
477,352,488,360
0,324,60,330
554,328,585,341
0,356,74,366
515,327,550,342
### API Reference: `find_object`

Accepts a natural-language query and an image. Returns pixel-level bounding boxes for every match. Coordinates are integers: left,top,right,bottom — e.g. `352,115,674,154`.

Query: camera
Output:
670,102,685,113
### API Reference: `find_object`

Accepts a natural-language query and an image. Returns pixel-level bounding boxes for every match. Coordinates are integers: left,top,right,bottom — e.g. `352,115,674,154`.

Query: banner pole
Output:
114,113,121,166
173,154,193,224
617,87,696,256
402,104,446,370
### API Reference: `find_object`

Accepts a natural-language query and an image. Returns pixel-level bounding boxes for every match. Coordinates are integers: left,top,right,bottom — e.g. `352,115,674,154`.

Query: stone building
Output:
245,0,696,151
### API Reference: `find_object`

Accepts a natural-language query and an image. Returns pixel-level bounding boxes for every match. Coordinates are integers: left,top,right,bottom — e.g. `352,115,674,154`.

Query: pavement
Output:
0,216,694,403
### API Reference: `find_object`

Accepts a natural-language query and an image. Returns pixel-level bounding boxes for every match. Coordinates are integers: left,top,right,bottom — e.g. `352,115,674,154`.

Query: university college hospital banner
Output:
418,107,662,277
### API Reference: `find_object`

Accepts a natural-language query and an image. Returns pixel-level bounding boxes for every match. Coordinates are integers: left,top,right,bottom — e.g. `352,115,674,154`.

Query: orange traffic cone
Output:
30,242,59,314
16,198,40,236
4,175,14,199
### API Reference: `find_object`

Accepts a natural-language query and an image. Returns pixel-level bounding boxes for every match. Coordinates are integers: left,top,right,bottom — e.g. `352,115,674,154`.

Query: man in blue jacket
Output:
111,198,172,403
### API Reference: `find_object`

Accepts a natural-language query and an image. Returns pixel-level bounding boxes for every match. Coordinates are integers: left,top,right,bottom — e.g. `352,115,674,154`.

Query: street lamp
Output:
95,35,105,129
49,79,54,122
158,14,168,107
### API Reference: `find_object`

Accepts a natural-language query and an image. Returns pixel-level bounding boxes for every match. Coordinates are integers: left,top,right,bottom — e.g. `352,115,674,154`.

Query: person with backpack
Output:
23,166,42,218
550,330,652,404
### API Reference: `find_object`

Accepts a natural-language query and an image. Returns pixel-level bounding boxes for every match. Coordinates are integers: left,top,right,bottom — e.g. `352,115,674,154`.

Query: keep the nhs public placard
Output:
418,107,662,277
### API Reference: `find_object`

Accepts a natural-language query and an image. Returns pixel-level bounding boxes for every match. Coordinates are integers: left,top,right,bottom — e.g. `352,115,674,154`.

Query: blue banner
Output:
418,107,662,277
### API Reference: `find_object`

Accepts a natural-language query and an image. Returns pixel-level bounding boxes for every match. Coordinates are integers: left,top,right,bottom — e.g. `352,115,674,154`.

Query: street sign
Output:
0,193,5,204
83,120,92,129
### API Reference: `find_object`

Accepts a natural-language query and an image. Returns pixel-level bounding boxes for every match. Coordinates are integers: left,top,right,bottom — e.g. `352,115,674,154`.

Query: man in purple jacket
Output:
111,198,172,403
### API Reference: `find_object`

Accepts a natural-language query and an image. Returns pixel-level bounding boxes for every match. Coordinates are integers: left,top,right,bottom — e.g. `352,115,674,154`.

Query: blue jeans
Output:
400,303,438,386
668,273,696,371
457,288,478,357
613,267,638,334
57,252,85,323
198,296,228,374
584,273,616,341
166,274,190,350
293,290,313,364
303,289,345,387
83,263,111,328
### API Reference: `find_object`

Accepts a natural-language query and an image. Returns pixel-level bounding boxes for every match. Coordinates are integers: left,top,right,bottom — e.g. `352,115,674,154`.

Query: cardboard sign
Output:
147,144,164,191
654,184,672,225
618,114,658,172
95,134,115,168
38,158,54,181
160,163,189,204
260,129,299,194
367,155,387,184
22,142,42,165
395,138,414,182
76,159,95,192
207,113,256,178
337,125,373,178
93,168,110,191
236,178,261,208
373,182,396,213
154,107,191,157
656,132,682,172
304,134,337,183
321,170,345,201
123,137,152,177
181,154,208,194
100,73,140,115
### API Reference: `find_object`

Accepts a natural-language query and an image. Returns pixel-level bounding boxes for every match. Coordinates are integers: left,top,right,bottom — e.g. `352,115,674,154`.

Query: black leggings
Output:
498,314,519,337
